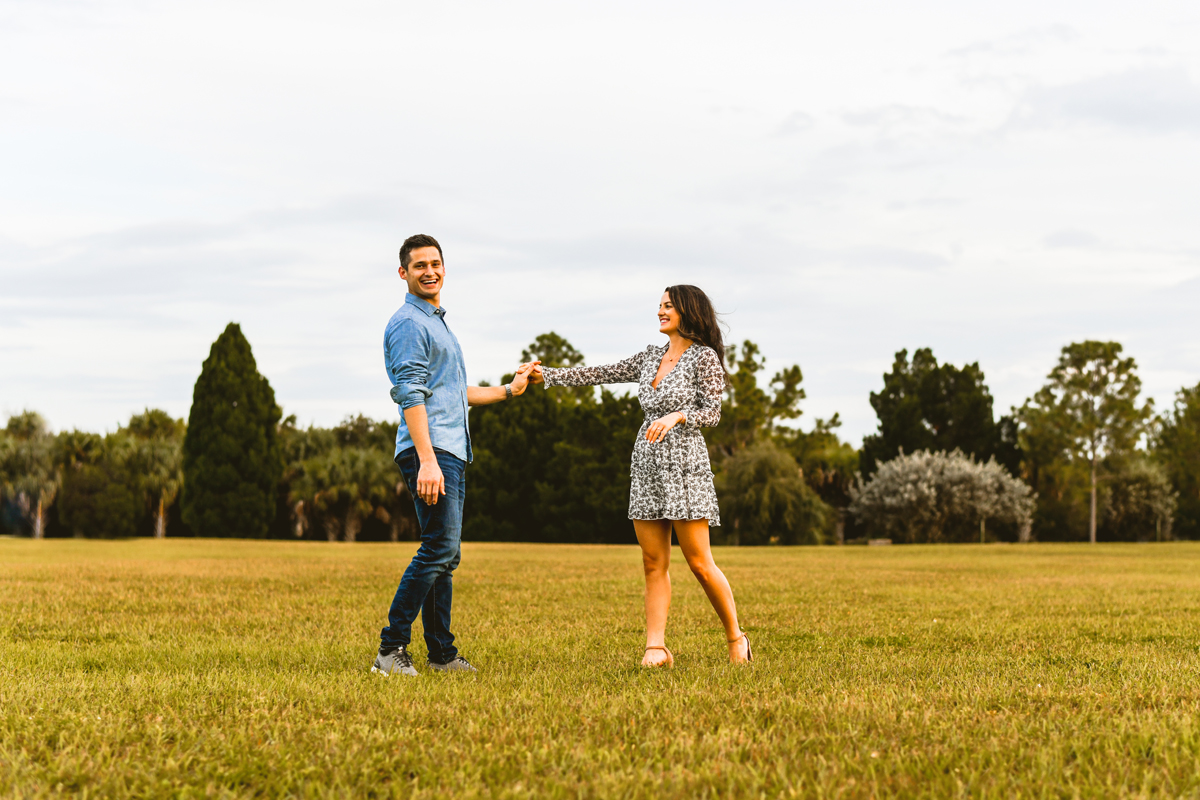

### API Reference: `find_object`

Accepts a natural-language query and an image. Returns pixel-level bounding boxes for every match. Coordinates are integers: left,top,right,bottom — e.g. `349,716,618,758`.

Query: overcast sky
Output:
3,0,1199,445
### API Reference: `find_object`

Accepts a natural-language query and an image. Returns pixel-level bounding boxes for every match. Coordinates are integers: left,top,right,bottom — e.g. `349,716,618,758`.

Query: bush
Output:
1102,459,1176,541
1153,382,1200,539
58,439,141,539
850,449,1034,543
715,440,830,545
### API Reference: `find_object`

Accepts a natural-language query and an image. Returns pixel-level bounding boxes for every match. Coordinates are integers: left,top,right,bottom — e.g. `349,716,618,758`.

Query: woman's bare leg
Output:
633,519,673,666
674,519,749,663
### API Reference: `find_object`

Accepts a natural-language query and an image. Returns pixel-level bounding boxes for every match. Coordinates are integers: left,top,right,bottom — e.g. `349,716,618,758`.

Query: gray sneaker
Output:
372,646,418,677
428,655,477,673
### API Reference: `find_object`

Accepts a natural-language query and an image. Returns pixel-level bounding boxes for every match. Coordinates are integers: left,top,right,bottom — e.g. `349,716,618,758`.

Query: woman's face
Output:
658,292,680,336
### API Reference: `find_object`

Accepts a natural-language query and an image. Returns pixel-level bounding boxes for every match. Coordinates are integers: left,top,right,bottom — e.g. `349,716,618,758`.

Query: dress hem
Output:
629,514,720,528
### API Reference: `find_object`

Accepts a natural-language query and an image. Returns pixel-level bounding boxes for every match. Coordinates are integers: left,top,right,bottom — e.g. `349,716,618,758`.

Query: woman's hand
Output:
645,411,686,443
527,363,544,384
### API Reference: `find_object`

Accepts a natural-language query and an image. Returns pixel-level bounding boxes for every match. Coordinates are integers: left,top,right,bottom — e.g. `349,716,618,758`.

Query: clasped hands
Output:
501,360,539,398
517,361,545,386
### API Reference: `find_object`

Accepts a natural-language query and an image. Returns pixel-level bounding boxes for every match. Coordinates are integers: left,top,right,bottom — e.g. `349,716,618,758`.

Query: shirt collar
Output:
405,292,445,318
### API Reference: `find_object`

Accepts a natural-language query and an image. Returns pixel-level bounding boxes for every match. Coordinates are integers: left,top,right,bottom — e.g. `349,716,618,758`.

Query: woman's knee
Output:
642,551,670,577
687,556,717,583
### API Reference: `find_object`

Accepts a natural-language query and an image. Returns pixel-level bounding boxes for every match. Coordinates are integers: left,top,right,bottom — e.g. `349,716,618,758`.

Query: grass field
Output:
2,538,1199,798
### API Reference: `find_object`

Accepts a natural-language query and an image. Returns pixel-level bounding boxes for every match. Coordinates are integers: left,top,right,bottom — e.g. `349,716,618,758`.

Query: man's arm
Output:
403,404,444,505
466,362,537,406
386,319,444,505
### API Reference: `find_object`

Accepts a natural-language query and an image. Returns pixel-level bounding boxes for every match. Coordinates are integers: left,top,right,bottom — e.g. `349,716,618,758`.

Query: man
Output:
373,234,536,677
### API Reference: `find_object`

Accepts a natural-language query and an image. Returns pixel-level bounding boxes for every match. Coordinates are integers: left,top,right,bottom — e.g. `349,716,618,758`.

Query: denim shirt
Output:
384,293,472,463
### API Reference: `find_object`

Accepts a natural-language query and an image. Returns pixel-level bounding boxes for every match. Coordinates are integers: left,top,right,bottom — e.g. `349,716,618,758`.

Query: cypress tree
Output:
182,323,283,538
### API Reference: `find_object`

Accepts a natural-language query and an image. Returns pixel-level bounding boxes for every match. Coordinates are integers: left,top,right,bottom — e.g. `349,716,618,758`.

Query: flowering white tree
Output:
849,450,1034,543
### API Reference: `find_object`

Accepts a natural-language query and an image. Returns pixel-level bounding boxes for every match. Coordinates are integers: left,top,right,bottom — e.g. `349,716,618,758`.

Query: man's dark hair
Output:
399,234,443,269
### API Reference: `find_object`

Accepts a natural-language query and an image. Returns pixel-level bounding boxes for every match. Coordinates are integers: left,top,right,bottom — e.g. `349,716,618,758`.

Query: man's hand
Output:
509,361,540,396
416,457,446,505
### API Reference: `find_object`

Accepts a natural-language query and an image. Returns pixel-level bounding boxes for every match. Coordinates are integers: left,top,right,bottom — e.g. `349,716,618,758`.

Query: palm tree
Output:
2,412,58,539
290,447,414,542
124,410,186,539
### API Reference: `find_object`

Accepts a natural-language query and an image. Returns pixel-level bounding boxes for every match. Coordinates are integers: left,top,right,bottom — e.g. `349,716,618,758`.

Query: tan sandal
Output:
643,645,674,668
728,632,753,663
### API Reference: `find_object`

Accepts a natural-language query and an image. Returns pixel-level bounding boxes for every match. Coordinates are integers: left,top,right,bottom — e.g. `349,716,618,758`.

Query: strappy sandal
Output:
728,632,753,663
643,645,674,668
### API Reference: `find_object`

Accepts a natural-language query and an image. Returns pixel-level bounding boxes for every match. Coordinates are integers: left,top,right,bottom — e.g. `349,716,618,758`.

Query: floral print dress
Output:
542,343,724,526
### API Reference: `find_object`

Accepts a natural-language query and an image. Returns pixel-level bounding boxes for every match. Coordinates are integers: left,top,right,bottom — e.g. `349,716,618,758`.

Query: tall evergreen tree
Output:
706,340,805,457
860,348,1020,477
182,323,283,538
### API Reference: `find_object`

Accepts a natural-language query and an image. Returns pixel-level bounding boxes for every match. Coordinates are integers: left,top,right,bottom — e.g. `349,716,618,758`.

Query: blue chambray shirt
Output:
384,293,472,463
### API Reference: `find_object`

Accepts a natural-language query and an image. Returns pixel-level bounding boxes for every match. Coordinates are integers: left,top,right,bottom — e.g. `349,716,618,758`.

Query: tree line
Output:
2,323,1197,544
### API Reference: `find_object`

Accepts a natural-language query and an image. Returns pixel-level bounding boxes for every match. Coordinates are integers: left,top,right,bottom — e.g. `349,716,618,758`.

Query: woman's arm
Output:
538,349,648,388
680,347,724,428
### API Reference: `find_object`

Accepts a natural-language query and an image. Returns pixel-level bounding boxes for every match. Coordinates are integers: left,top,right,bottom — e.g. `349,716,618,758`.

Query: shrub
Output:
59,456,141,539
715,440,830,545
1102,459,1176,541
850,449,1034,543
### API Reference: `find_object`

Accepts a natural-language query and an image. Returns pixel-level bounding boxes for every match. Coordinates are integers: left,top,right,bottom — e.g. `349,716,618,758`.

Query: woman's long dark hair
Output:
666,284,726,369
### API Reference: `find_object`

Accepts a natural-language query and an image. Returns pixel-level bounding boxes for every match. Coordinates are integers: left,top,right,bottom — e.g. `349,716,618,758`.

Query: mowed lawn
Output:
2,539,1199,798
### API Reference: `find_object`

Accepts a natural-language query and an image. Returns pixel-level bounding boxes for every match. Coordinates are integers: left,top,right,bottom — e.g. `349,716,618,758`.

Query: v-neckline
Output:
651,343,691,390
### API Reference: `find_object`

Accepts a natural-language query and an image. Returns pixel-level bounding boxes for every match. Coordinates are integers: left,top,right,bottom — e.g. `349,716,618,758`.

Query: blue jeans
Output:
380,447,465,662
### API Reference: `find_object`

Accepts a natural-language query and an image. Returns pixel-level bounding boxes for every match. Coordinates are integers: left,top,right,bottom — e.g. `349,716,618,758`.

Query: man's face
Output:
399,246,445,302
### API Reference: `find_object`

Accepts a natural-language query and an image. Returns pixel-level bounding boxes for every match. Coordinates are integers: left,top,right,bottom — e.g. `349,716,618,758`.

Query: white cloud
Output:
1043,229,1102,249
1016,68,1200,132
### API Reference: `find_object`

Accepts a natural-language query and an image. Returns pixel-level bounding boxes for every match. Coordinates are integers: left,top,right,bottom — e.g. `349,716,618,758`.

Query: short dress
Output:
542,343,724,526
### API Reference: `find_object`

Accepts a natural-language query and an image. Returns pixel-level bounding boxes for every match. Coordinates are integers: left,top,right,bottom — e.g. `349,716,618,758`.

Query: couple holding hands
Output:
372,234,750,678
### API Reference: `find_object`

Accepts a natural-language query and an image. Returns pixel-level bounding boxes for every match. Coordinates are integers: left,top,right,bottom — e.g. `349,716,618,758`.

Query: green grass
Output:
2,539,1199,798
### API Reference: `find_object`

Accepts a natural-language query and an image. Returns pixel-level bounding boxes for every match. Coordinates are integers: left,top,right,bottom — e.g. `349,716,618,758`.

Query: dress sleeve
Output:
681,347,724,428
542,349,648,388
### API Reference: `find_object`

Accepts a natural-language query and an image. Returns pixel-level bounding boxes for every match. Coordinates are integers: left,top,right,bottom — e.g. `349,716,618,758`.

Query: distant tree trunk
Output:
33,498,45,540
292,500,307,538
391,482,419,541
835,510,845,545
1018,520,1032,543
322,515,340,543
344,510,360,543
980,517,986,544
154,496,167,538
1089,454,1098,544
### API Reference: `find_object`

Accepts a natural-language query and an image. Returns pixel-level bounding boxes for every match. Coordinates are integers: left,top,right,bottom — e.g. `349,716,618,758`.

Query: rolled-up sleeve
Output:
385,319,434,409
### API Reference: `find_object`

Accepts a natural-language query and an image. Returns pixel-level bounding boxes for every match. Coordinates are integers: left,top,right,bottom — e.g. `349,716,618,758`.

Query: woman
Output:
528,285,751,666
